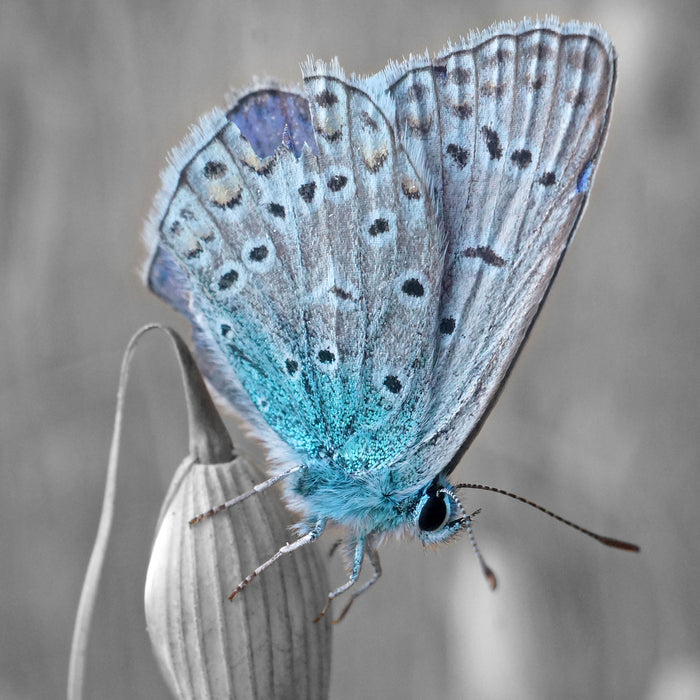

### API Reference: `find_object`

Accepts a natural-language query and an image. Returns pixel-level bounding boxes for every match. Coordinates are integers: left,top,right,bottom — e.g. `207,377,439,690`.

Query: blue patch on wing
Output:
577,160,594,193
227,89,316,158
148,245,194,318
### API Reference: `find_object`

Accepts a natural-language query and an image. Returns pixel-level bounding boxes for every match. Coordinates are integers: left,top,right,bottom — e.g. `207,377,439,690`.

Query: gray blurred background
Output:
2,0,698,698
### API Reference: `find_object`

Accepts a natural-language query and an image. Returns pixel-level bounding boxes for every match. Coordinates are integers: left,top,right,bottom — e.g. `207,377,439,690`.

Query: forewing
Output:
144,75,444,472
366,19,616,480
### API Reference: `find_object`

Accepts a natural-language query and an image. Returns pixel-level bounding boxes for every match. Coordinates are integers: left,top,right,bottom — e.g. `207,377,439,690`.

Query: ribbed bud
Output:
144,454,332,699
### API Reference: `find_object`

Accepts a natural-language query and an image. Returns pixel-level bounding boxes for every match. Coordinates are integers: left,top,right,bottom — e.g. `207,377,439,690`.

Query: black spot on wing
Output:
406,115,433,136
449,66,472,85
285,359,299,375
328,175,348,192
405,83,428,101
360,111,379,130
267,202,285,218
510,149,532,169
452,102,473,120
462,246,506,267
401,278,424,297
331,286,353,301
186,242,203,259
446,143,470,168
203,160,227,179
316,89,338,107
317,126,343,142
383,375,402,394
369,218,390,236
318,349,336,364
439,317,456,335
248,245,268,262
481,126,502,160
299,181,316,202
218,269,239,290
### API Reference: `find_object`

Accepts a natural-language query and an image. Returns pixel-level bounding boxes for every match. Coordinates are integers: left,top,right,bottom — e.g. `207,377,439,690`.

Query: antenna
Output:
461,509,498,590
446,490,498,589
454,483,639,552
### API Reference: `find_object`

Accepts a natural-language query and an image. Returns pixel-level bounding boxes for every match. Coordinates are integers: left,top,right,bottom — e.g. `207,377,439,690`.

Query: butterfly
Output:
144,17,637,620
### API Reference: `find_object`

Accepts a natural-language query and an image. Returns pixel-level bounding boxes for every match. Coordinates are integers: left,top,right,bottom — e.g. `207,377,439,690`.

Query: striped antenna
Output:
455,483,639,552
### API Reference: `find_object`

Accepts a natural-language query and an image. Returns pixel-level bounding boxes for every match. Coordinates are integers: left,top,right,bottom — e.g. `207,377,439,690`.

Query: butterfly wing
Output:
360,19,616,482
144,75,444,473
145,19,616,498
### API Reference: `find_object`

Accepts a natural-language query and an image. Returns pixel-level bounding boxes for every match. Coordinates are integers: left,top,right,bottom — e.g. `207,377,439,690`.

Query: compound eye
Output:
418,490,450,532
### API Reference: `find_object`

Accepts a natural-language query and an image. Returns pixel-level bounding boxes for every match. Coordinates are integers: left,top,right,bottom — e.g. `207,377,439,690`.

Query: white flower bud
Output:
145,454,332,699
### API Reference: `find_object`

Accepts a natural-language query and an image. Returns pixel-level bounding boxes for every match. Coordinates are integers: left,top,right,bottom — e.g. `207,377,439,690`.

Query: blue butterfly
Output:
144,18,636,620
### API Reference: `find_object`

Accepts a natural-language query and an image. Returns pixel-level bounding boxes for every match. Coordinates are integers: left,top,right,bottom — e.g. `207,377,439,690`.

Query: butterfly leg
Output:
190,464,305,525
314,535,366,623
228,518,326,601
332,541,382,624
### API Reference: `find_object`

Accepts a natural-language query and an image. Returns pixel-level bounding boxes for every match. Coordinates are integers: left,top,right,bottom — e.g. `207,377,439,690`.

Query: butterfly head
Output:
412,476,466,546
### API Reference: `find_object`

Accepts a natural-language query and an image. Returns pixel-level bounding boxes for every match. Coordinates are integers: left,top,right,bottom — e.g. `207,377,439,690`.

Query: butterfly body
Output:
145,18,617,604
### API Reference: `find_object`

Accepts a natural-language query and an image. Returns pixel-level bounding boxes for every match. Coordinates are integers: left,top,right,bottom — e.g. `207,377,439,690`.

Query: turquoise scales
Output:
144,18,625,616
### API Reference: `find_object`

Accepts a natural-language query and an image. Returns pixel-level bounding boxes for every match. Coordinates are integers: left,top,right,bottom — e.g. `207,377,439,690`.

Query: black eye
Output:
418,491,449,532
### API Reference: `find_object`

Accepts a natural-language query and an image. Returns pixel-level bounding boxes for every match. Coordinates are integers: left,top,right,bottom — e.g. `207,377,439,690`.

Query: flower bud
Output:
145,454,332,699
